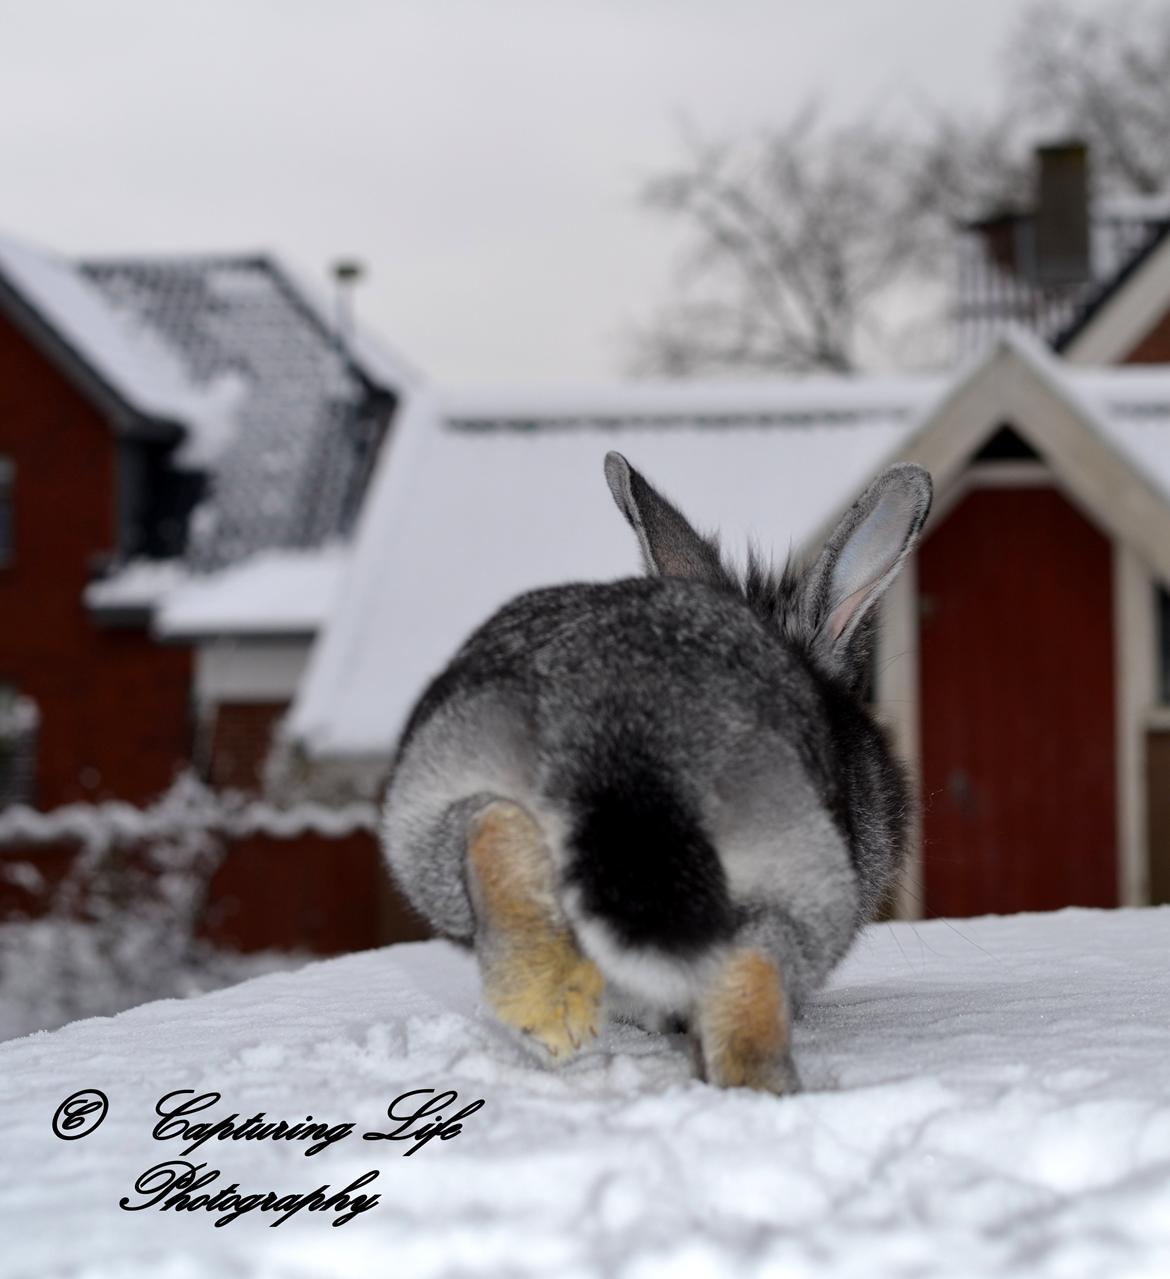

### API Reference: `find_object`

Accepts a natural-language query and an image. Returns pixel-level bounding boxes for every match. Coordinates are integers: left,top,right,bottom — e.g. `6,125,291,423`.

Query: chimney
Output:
1033,141,1090,286
331,258,365,352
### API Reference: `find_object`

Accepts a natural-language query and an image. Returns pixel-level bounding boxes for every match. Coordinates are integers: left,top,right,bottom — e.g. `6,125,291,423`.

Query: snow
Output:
0,689,38,735
157,546,349,638
0,779,377,848
0,232,239,444
1010,334,1170,510
288,384,934,756
1095,191,1170,225
287,340,1170,760
1070,364,1170,512
2,906,1168,1277
439,373,944,423
0,778,377,1041
171,370,251,468
84,559,188,613
0,920,304,1042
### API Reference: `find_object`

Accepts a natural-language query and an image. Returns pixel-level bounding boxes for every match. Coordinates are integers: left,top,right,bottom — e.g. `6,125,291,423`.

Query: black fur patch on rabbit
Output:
566,745,736,955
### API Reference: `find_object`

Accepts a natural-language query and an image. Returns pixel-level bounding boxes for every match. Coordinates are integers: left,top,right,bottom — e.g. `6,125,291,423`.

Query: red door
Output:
918,486,1118,916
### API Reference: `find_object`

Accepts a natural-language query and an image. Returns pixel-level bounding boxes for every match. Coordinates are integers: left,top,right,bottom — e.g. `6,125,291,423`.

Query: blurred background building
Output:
3,4,1170,1017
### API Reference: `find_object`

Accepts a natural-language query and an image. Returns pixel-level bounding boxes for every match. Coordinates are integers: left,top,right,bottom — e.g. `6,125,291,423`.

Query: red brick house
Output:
0,234,406,809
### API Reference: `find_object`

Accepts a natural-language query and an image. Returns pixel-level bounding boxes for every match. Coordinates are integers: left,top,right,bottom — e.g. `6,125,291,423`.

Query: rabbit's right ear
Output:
604,452,726,584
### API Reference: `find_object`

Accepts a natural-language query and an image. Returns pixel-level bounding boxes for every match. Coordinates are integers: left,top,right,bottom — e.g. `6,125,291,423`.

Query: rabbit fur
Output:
381,453,932,1092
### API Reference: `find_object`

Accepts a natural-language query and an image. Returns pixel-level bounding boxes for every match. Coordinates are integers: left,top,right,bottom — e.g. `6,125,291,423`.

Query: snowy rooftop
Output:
987,336,1170,516
0,233,230,435
156,545,348,638
286,344,1170,759
2,906,1168,1277
288,376,946,757
0,232,415,571
83,559,188,617
79,253,409,569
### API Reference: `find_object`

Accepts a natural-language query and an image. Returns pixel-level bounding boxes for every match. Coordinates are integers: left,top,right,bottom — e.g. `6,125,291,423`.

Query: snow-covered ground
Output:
2,907,1168,1279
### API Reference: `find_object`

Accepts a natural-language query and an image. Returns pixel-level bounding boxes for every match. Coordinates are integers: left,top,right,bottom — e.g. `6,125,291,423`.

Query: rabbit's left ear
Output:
604,452,727,584
803,463,932,663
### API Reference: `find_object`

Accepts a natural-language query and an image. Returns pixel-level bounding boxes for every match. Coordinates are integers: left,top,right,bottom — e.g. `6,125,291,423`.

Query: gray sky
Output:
0,0,1102,384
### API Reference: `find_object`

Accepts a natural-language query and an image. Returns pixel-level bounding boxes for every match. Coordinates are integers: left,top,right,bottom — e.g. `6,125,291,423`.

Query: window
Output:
0,684,38,807
117,440,206,560
1159,587,1170,705
0,456,12,567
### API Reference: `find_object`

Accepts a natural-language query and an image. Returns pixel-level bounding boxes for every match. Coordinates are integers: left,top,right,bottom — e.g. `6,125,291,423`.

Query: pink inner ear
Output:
825,583,872,644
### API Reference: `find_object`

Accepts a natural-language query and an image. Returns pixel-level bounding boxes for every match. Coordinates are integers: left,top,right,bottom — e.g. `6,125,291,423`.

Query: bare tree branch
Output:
632,1,1170,377
1008,0,1170,195
631,112,930,375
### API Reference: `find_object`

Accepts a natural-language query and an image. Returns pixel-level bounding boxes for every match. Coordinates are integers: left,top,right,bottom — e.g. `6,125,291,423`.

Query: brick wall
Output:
0,311,193,807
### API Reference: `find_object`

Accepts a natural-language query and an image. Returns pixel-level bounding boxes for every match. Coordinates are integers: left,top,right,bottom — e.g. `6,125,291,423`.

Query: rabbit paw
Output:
699,950,800,1096
492,942,605,1061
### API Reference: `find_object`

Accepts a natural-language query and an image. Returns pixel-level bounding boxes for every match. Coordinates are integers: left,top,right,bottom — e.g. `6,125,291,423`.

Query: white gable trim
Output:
1115,543,1156,907
1063,229,1170,365
875,562,923,920
805,338,1170,586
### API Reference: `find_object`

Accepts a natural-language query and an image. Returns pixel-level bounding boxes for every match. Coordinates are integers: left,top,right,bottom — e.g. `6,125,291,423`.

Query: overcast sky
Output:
0,0,1104,385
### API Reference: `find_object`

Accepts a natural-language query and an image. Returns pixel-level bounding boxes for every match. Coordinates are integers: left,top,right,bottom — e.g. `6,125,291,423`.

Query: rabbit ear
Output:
604,452,727,584
803,464,932,662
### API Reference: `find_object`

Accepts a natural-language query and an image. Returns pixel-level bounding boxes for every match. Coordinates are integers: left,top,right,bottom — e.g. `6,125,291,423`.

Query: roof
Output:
0,233,225,435
82,559,187,625
285,338,1170,760
286,374,947,757
1054,220,1170,356
957,194,1170,360
1056,360,1170,504
0,231,416,570
78,253,409,568
154,545,347,639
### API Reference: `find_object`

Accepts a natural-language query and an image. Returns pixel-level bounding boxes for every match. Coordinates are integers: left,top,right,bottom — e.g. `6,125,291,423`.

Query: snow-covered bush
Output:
0,776,355,1039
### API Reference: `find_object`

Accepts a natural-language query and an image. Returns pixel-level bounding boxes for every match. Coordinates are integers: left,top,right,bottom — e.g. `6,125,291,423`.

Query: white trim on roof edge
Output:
1063,229,1170,364
804,334,1170,586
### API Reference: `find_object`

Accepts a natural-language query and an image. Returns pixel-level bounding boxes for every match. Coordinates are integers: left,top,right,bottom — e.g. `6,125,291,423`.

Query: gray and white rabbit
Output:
381,454,932,1093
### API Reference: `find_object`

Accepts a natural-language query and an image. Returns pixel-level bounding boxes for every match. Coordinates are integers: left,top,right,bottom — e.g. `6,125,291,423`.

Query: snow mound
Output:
2,907,1169,1278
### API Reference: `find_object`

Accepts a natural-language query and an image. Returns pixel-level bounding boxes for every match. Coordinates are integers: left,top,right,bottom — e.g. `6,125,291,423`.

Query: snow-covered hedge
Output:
0,776,375,1040
0,773,377,850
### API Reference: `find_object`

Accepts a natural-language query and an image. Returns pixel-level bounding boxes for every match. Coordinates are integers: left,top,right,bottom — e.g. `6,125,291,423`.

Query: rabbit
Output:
380,453,932,1094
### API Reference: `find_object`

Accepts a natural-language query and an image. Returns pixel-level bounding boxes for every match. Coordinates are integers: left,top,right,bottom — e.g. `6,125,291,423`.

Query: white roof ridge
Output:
439,375,944,423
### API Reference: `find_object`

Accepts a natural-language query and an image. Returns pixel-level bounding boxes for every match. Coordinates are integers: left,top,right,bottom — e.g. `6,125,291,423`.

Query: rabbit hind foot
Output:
698,949,800,1095
468,800,604,1061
